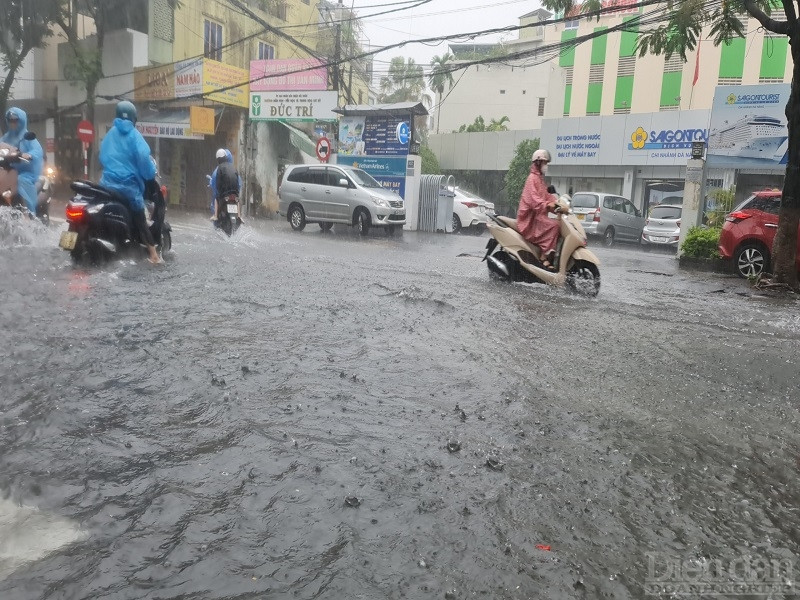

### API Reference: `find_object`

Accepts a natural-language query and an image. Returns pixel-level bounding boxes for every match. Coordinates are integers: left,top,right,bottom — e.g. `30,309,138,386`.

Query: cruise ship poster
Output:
707,84,790,168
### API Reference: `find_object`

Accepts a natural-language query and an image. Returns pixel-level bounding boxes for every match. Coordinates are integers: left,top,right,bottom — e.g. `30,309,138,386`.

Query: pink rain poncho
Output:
516,164,560,256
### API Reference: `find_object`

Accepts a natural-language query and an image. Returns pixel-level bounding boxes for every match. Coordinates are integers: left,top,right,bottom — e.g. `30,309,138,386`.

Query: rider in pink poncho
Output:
516,149,559,269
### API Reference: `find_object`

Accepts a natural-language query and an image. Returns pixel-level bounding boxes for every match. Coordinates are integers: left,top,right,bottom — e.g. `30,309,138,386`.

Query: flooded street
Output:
1,209,799,599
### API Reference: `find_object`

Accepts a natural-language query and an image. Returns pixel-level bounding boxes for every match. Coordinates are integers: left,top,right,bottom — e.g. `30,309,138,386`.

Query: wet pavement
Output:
1,207,799,599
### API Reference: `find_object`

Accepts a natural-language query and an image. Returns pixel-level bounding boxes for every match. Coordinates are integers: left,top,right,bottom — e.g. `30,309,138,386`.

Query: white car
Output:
452,188,490,233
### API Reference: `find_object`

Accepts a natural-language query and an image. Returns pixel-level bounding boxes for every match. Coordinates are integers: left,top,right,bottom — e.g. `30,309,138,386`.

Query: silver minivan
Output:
571,191,646,247
278,164,406,235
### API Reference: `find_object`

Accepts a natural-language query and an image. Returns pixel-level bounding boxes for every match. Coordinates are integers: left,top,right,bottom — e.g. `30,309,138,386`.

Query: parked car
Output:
278,164,406,235
452,188,490,233
570,191,646,247
641,204,682,250
719,189,800,278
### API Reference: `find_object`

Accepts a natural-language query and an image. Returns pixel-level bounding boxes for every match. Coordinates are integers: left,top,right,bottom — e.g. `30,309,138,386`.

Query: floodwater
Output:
1,208,799,599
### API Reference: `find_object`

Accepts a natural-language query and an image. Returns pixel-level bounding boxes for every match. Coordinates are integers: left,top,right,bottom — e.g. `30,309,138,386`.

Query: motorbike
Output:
0,142,28,213
214,192,242,236
58,180,172,264
483,194,601,296
35,166,55,225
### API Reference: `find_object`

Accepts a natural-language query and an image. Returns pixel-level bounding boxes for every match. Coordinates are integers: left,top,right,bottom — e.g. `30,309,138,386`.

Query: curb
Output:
678,256,731,274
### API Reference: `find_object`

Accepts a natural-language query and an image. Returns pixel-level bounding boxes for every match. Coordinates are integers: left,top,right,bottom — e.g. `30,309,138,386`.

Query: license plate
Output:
59,231,78,250
227,204,239,214
653,236,668,242
577,214,585,221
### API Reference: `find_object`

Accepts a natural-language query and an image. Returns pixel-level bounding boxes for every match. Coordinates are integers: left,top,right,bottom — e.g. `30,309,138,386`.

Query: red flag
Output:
693,41,701,86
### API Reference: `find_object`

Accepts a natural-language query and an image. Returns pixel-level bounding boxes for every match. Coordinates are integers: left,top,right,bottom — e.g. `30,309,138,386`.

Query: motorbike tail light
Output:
66,203,86,222
727,211,751,222
593,210,601,222
462,202,478,208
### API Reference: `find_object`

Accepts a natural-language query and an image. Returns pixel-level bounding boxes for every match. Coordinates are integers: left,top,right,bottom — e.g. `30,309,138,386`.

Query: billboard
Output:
249,91,338,122
250,58,327,92
203,59,249,108
338,115,411,156
707,84,790,167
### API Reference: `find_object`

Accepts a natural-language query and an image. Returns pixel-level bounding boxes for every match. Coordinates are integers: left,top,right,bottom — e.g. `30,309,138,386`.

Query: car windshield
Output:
651,206,681,220
572,194,599,209
347,168,382,188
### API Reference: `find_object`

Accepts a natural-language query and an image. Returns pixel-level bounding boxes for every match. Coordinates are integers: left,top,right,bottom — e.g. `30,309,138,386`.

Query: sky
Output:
355,0,542,77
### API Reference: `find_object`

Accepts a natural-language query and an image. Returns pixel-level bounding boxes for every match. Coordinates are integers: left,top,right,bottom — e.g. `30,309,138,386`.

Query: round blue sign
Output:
396,122,411,145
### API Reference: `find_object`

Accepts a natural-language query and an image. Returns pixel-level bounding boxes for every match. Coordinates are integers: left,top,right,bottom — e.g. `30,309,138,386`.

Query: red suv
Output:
718,190,800,278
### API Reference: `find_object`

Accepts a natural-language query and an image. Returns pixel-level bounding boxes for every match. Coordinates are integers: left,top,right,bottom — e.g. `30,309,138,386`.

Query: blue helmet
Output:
116,100,138,124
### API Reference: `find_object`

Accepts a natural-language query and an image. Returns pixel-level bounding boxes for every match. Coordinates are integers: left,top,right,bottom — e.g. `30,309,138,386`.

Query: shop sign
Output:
203,59,249,108
190,106,215,135
133,64,175,101
249,91,338,121
628,126,708,151
250,58,327,92
175,58,203,98
136,121,203,140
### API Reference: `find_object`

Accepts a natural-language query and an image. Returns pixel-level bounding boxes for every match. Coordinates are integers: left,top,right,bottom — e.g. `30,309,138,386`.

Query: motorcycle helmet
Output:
116,100,138,124
531,149,551,163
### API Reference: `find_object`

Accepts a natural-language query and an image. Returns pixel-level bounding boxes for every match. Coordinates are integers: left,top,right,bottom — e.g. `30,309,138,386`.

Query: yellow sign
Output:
203,59,249,108
190,106,215,135
133,65,175,101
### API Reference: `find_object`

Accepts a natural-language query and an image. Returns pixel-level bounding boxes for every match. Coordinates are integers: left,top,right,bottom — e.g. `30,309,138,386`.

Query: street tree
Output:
542,0,800,288
378,57,425,103
0,0,59,123
505,138,540,211
457,115,510,132
429,53,454,134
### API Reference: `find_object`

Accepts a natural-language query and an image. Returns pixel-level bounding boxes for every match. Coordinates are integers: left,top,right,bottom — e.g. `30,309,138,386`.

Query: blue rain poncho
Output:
209,149,241,213
1,108,44,214
99,118,155,211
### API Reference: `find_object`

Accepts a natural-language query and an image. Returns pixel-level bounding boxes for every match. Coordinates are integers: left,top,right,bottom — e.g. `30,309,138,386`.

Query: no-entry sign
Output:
316,137,331,162
77,120,95,144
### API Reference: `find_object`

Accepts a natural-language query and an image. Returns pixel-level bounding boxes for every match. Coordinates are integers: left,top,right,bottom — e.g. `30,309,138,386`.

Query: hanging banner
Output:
175,58,203,98
203,59,249,108
136,121,203,140
250,58,327,92
249,91,338,122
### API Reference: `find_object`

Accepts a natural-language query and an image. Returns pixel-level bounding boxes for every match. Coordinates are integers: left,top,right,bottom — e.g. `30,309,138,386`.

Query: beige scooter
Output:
483,194,601,296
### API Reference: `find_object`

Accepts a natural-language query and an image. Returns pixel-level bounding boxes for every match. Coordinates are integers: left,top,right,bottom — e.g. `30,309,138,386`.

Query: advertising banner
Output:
133,64,175,101
338,114,411,156
250,58,327,92
541,110,711,166
336,155,408,199
249,91,338,121
707,84,790,167
175,58,203,98
203,59,249,108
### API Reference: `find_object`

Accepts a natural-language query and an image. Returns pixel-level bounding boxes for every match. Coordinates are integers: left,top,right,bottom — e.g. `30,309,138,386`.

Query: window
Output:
269,1,288,20
258,41,275,60
611,197,624,212
651,206,682,220
537,97,545,116
307,168,327,185
572,194,599,209
287,167,309,183
204,20,223,61
623,200,638,215
500,89,506,94
326,169,345,186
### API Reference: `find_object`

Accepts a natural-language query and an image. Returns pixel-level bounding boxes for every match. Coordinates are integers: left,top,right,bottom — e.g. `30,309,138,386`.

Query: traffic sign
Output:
77,120,95,144
316,136,331,162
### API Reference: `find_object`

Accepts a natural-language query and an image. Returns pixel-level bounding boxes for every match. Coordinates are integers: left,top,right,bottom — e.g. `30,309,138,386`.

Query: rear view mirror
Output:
339,178,349,187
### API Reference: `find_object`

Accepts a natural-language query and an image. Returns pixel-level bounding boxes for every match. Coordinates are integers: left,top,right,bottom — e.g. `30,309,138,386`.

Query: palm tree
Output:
429,53,454,133
379,56,425,103
487,116,510,131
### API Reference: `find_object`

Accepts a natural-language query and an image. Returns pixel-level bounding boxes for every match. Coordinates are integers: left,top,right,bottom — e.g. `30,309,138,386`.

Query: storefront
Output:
540,83,789,216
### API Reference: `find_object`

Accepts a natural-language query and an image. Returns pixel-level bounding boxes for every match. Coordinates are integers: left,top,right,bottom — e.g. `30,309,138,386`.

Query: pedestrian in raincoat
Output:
1,107,44,215
99,100,162,264
517,148,560,270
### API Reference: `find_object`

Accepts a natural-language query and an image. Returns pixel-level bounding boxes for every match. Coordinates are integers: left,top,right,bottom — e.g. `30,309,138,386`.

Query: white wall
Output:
429,129,539,171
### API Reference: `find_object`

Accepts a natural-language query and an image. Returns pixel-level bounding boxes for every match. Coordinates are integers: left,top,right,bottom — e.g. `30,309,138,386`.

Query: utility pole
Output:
333,0,343,96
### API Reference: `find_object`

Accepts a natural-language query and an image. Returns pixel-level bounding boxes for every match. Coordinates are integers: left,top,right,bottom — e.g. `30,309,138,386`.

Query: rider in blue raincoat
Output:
99,101,162,264
209,148,241,219
1,107,44,215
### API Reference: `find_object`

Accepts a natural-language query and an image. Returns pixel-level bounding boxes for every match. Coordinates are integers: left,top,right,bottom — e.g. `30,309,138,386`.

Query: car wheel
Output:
356,209,371,236
735,243,769,278
452,213,462,234
602,227,615,247
319,222,333,232
289,205,306,231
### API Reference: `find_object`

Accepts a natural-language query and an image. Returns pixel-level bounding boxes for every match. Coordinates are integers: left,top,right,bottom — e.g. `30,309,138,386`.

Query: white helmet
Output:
531,149,551,163
215,148,227,160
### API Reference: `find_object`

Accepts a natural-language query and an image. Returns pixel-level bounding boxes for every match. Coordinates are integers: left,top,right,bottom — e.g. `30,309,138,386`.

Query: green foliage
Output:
428,54,454,97
504,138,540,211
680,226,721,259
420,146,441,175
704,185,736,228
378,56,425,103
457,115,510,132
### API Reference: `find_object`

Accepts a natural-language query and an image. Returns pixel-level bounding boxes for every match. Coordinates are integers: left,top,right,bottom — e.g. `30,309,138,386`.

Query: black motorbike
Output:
59,180,172,263
214,192,242,236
